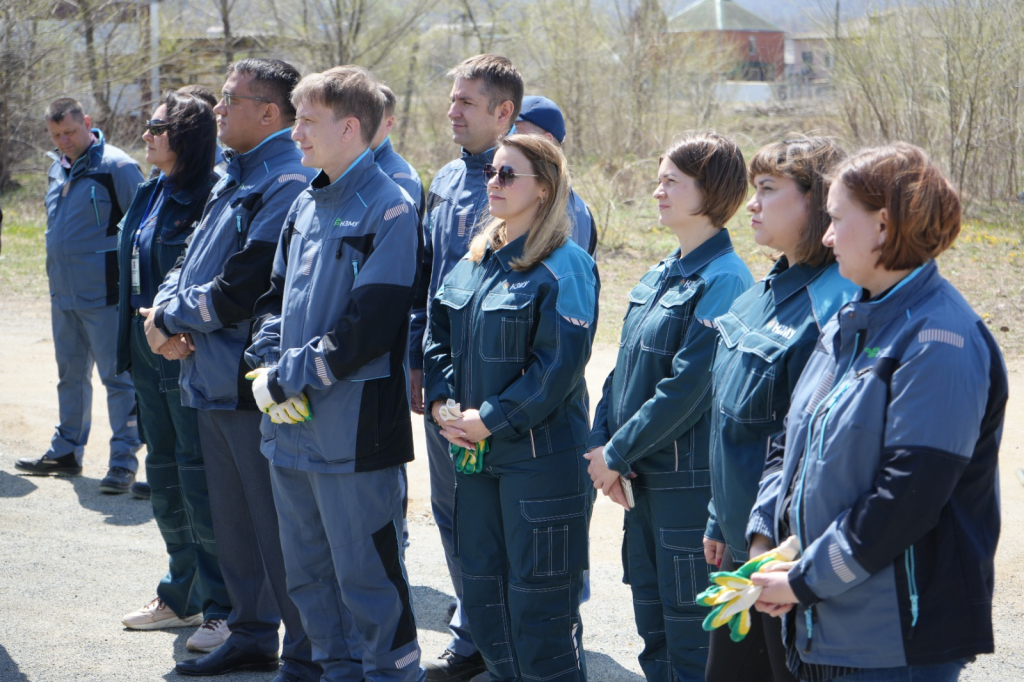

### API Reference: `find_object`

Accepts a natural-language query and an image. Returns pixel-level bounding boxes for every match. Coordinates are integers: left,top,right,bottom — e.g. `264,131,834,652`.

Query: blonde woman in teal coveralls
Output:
423,134,599,682
586,132,753,681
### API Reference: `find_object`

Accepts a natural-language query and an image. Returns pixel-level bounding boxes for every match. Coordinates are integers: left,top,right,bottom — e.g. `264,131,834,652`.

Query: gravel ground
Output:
1,299,1022,681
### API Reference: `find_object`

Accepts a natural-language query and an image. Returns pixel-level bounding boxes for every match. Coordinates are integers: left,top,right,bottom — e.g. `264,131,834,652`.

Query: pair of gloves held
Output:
696,535,801,642
438,399,489,474
246,367,311,424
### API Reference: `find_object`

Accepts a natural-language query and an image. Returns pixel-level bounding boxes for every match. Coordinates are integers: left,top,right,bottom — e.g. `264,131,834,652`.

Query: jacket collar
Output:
308,148,375,206
763,257,833,306
671,229,735,278
226,128,294,178
460,143,498,171
840,260,937,330
491,231,529,272
373,136,393,161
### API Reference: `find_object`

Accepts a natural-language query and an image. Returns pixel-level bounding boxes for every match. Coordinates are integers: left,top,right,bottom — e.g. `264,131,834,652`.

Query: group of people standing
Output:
23,48,1005,682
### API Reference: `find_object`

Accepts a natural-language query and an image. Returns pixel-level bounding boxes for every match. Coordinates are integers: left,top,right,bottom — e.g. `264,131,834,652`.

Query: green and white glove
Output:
268,394,312,424
245,367,275,413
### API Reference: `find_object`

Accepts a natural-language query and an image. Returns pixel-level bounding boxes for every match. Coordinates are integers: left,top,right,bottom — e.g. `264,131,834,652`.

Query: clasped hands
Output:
139,307,193,360
246,367,312,425
583,446,633,511
430,400,490,450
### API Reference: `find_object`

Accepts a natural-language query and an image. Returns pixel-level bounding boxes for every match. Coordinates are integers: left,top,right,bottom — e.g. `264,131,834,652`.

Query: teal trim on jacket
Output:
588,229,753,485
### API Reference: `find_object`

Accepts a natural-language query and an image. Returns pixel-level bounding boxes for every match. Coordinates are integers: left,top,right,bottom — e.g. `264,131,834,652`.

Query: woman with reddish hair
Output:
747,143,1007,681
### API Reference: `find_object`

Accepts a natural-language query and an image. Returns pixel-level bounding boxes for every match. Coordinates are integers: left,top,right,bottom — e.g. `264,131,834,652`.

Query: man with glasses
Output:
146,58,319,682
17,99,144,493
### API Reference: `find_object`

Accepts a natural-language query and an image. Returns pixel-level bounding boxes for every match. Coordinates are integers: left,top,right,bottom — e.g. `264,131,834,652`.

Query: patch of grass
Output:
0,173,50,303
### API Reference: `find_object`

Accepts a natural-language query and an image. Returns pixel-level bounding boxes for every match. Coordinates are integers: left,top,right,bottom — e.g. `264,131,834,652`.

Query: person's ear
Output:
497,100,515,126
261,101,281,127
877,207,889,246
83,114,92,129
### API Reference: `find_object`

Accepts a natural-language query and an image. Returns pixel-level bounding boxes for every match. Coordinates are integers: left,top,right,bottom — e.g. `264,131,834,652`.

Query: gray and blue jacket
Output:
373,136,424,217
746,260,1006,668
45,129,144,310
706,259,857,561
423,235,599,465
567,189,597,258
588,230,753,484
246,149,420,473
410,145,598,371
152,130,316,410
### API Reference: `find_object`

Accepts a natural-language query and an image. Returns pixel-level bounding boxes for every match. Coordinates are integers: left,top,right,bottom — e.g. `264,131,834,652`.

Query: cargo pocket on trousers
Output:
520,492,589,578
661,527,711,605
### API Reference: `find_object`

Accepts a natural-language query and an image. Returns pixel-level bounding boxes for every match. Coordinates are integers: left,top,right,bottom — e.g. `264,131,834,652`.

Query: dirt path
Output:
1,295,1021,680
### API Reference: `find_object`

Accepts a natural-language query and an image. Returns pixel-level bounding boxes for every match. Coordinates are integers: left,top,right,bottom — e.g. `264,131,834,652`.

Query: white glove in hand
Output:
268,394,311,424
245,367,275,413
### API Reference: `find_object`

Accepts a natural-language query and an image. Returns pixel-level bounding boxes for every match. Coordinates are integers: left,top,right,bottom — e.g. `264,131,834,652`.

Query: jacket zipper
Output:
91,186,101,227
236,215,244,250
904,545,919,638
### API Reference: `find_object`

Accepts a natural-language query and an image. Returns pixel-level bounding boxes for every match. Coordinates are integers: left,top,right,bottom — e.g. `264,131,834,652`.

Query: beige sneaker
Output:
122,598,203,630
186,618,230,653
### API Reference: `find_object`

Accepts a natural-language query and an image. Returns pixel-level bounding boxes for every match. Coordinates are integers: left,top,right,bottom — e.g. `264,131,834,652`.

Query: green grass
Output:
0,173,50,302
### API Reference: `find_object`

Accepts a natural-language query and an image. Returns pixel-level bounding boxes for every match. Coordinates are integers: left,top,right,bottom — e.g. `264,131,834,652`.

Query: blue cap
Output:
516,96,566,144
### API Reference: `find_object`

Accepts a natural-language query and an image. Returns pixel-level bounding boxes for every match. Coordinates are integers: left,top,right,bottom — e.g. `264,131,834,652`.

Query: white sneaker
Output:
186,618,230,653
122,597,203,630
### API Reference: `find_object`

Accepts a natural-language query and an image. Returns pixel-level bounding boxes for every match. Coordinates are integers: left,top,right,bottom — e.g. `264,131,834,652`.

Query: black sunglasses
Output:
483,164,538,188
220,91,271,107
145,119,170,136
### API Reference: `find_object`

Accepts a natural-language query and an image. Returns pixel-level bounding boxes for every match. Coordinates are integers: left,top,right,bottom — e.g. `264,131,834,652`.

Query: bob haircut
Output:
162,92,217,191
834,143,961,270
661,132,747,228
290,66,384,146
748,135,847,267
468,134,571,272
448,54,524,122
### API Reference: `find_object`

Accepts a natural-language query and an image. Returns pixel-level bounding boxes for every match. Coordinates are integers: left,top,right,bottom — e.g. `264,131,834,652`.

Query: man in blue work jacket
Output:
246,64,425,682
514,95,597,257
146,59,319,681
17,99,144,493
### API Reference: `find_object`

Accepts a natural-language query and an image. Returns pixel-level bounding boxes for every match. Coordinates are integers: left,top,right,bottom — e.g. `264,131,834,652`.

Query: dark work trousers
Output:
455,451,590,682
270,464,424,682
705,548,797,682
623,482,714,681
129,316,229,620
197,409,319,681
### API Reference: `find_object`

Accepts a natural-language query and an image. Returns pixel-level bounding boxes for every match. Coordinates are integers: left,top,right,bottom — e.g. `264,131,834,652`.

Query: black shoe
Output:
99,467,135,494
424,650,486,682
270,673,307,682
447,600,457,621
174,644,279,676
130,481,152,499
15,453,82,477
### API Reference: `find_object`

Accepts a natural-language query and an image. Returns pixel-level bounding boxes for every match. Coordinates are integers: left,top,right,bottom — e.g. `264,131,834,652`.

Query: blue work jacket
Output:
705,258,856,561
115,172,218,377
373,136,424,217
588,230,753,485
411,145,598,371
747,260,1006,668
45,129,144,310
424,235,599,465
153,130,316,410
246,150,420,473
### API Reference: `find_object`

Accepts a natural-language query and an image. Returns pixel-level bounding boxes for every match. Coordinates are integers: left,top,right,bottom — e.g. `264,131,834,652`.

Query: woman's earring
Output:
539,197,546,207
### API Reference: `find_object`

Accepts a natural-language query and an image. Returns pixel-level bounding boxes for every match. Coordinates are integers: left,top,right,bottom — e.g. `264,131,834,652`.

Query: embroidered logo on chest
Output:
766,319,796,340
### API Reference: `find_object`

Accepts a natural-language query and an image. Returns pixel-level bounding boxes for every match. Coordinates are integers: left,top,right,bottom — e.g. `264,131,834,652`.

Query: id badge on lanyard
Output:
131,242,141,295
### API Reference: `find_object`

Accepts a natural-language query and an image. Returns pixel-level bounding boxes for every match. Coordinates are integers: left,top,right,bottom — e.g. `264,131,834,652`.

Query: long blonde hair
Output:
468,133,571,271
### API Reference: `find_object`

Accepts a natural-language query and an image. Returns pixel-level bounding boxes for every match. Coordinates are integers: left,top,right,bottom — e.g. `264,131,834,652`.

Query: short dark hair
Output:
661,132,748,228
291,66,384,145
835,143,961,270
228,58,301,121
44,98,86,124
379,84,397,118
162,92,218,191
448,54,524,122
176,84,218,109
748,135,847,267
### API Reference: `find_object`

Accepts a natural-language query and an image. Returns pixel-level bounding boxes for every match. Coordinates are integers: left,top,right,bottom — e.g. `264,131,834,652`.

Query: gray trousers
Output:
48,303,140,469
270,464,425,682
197,409,318,681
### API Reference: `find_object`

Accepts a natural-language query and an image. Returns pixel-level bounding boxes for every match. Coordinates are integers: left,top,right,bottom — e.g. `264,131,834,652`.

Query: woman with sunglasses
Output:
115,92,232,653
423,133,599,682
585,132,753,681
702,136,857,682
747,144,1006,682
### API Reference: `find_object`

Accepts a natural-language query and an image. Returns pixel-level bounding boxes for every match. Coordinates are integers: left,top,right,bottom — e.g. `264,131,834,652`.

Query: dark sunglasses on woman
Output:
483,164,538,188
145,119,170,137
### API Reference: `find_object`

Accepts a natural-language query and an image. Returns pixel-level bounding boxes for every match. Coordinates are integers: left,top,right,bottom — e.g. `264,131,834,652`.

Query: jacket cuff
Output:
478,397,511,436
746,511,776,548
788,563,823,606
602,442,631,477
585,432,609,451
267,368,288,404
705,516,725,543
153,304,173,336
